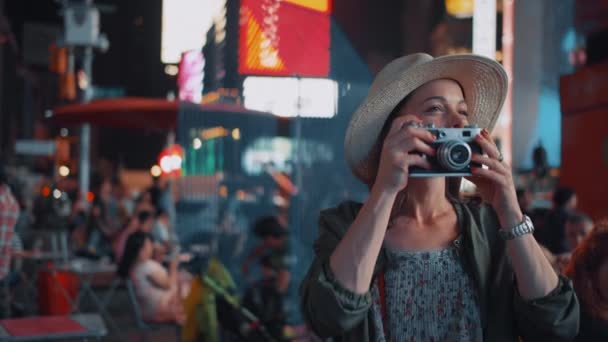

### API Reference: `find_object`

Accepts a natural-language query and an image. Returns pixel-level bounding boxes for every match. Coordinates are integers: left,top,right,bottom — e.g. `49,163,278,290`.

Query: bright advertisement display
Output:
243,76,337,118
239,0,331,77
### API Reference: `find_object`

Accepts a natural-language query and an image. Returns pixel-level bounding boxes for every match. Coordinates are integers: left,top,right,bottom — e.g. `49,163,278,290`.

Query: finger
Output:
403,137,436,156
401,125,437,144
387,131,436,153
384,125,436,148
471,154,508,174
470,167,506,186
474,131,500,159
386,124,436,144
403,154,433,170
387,115,423,138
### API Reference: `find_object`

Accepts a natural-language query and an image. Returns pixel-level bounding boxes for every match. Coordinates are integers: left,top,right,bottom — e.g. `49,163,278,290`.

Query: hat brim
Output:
345,54,508,183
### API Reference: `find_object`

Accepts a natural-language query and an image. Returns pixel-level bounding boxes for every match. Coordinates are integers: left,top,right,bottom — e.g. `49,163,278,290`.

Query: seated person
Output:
117,231,189,324
151,209,172,245
241,216,291,287
553,213,594,273
242,254,287,341
114,210,168,263
565,223,608,341
565,213,594,251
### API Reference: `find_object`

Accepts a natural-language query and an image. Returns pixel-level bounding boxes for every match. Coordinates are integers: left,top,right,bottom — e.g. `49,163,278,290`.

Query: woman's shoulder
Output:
452,198,501,240
135,259,164,274
317,200,363,237
320,200,363,220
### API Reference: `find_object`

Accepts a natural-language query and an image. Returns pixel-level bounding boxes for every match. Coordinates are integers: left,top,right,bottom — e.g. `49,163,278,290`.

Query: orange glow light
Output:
41,186,51,197
87,191,95,202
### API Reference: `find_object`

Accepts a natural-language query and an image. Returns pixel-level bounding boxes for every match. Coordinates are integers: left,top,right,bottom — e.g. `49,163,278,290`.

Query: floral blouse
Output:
370,236,483,341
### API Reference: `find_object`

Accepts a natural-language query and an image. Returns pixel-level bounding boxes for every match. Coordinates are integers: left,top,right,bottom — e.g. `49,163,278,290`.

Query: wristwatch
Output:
499,215,534,240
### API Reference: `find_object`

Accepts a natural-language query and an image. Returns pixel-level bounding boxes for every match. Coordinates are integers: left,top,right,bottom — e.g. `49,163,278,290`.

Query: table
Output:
8,251,64,314
0,313,107,341
53,260,119,334
54,259,117,312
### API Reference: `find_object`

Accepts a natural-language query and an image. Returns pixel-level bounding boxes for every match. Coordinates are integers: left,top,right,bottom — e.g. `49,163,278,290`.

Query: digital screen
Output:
239,0,331,77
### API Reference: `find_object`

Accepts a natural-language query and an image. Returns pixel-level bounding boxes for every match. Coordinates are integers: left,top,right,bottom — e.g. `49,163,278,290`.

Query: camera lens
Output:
437,140,472,171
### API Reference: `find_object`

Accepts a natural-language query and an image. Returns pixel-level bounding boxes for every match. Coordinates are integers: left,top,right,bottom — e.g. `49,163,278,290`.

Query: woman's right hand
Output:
372,115,436,194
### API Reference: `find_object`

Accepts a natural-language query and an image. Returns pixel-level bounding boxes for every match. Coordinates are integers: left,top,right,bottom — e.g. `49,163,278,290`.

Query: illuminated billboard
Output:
239,0,331,77
161,0,225,64
243,76,337,118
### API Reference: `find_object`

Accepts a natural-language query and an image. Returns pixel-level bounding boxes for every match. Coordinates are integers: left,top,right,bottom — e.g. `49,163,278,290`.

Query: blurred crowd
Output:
0,150,607,341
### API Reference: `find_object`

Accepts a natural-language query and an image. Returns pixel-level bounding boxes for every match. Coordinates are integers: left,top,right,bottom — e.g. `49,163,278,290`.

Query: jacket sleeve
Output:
474,202,580,341
299,202,372,338
513,274,580,341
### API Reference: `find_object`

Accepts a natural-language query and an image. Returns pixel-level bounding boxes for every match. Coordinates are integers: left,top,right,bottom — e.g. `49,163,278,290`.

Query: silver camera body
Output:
410,125,482,177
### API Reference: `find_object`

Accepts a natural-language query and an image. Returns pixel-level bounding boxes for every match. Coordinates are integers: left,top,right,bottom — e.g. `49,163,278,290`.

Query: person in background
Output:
242,254,288,341
84,179,120,259
113,180,134,218
516,187,532,217
552,212,595,273
565,223,608,341
565,213,594,251
134,190,156,215
0,161,18,318
117,231,187,324
113,210,154,263
537,186,578,254
151,208,172,246
242,216,291,294
0,162,18,280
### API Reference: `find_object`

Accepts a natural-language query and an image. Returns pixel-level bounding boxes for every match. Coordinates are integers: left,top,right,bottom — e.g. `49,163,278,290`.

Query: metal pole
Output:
293,76,303,238
79,47,94,206
501,0,514,166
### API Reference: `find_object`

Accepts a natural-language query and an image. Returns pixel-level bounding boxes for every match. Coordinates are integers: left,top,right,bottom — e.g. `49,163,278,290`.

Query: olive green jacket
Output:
300,200,579,341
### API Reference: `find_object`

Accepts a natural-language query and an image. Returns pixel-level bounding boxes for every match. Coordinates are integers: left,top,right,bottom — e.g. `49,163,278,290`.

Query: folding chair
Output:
125,279,181,341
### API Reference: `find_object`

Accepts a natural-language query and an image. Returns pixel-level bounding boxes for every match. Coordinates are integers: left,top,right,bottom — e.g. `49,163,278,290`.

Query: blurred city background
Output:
0,0,606,340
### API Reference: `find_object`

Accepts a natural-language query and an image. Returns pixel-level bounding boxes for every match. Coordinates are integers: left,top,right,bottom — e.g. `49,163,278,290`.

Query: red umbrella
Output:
49,97,278,130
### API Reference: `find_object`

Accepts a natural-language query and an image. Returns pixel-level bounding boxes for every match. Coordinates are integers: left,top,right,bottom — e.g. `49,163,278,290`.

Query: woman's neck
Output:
397,178,452,223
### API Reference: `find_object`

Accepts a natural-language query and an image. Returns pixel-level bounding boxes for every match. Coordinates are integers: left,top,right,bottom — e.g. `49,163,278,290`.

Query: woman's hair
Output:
564,221,608,319
117,231,152,278
365,94,412,189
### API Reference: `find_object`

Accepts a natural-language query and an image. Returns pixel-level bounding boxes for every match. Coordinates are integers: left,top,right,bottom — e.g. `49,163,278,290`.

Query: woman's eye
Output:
459,110,469,116
425,106,442,113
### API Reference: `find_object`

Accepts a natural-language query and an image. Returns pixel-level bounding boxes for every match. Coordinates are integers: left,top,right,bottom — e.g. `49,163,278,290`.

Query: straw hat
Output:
345,53,508,183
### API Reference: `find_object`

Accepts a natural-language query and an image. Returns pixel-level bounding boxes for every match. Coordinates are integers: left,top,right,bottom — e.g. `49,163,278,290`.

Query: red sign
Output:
239,0,331,77
158,144,184,177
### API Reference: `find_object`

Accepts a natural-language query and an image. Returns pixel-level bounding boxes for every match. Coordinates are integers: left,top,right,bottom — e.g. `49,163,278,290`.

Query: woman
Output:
565,223,608,341
300,53,579,341
117,231,187,324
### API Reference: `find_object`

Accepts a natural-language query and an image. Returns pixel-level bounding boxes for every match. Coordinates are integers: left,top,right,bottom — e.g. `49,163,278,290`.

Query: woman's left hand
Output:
466,129,523,228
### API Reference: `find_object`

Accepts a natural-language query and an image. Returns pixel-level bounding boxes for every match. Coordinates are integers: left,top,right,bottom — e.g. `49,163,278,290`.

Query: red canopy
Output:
50,97,274,130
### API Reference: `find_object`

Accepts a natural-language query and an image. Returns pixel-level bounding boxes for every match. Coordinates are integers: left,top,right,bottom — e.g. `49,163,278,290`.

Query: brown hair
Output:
564,220,608,320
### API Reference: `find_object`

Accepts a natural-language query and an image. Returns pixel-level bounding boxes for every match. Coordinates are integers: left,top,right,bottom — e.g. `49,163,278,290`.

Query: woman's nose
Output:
448,111,468,128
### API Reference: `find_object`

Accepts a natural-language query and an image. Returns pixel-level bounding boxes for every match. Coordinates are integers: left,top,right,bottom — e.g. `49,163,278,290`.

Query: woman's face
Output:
138,238,154,261
397,79,469,128
566,220,593,250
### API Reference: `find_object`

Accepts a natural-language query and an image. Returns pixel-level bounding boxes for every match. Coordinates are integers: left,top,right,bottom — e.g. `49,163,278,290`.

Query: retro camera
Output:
409,124,482,177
